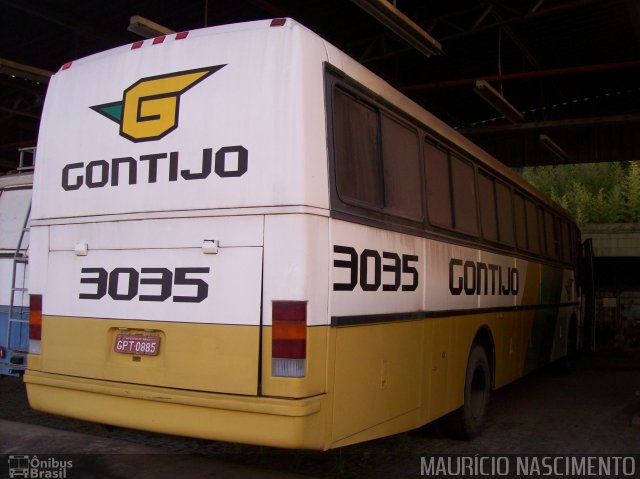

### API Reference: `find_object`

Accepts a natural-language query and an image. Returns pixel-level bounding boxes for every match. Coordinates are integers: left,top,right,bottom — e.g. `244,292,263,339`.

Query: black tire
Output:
445,344,491,440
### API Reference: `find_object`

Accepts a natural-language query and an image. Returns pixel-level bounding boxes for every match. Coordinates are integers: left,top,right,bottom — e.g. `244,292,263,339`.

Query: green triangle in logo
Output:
90,101,123,124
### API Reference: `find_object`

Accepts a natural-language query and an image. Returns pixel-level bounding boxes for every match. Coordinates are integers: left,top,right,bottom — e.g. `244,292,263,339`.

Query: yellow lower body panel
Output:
24,306,574,450
24,369,327,450
38,316,261,396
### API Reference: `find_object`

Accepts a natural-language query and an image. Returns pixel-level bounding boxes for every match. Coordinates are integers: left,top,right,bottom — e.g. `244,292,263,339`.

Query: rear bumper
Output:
24,368,327,450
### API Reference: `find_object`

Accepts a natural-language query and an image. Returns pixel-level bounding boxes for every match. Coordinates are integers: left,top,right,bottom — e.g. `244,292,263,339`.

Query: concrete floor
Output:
1,349,639,478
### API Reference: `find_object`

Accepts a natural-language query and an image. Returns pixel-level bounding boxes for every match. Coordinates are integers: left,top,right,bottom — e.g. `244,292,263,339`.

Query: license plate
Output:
114,334,160,356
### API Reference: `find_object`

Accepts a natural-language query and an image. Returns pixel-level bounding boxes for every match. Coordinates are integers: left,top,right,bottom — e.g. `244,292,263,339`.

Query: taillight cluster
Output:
271,301,306,378
29,294,42,341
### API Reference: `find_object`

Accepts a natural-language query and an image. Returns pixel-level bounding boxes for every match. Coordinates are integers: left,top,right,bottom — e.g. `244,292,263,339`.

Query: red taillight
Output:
272,301,306,377
29,295,42,341
270,18,286,27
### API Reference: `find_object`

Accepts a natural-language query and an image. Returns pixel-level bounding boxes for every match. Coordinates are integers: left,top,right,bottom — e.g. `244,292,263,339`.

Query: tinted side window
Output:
334,89,382,208
425,143,478,236
537,206,546,255
479,172,498,242
496,181,515,245
544,210,557,258
381,114,422,220
424,141,453,229
451,155,478,236
525,200,540,253
514,193,527,250
561,221,571,262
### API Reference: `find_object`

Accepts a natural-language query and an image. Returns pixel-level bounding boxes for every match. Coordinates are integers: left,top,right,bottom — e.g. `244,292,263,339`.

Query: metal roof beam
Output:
440,0,599,42
459,113,640,135
401,60,640,92
351,0,443,57
0,58,52,84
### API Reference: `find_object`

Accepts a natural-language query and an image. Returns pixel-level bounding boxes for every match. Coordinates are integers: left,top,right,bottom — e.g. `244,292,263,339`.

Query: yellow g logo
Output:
91,65,225,142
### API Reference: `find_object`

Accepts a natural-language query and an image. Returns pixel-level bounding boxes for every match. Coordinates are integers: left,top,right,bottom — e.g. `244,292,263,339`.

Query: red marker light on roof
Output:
175,31,189,40
61,61,73,70
270,18,286,27
131,40,144,49
152,36,166,45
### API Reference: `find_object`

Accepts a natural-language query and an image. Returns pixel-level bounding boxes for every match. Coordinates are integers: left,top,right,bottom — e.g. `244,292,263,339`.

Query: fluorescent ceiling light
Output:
351,0,443,58
128,15,175,38
539,134,569,161
474,80,524,123
0,58,51,84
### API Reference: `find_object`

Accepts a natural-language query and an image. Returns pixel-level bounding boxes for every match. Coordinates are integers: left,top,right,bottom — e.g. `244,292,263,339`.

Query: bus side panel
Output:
329,220,424,444
523,264,576,373
426,316,454,421
328,221,579,444
331,321,423,444
260,214,330,399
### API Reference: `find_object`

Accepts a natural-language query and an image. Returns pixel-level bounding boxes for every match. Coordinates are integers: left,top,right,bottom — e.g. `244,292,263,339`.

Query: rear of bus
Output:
25,19,333,450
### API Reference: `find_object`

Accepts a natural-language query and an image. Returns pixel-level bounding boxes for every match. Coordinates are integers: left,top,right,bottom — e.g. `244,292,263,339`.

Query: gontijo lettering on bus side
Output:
331,246,520,297
449,258,519,296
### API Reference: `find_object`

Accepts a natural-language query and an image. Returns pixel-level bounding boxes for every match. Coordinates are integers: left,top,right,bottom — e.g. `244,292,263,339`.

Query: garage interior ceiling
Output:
0,0,638,172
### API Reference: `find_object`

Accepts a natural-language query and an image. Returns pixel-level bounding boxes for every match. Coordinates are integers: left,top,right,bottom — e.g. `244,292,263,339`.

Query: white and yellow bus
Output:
25,18,582,450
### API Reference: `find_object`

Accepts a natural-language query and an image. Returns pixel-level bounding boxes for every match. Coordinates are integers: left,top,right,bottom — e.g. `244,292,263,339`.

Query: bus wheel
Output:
446,344,491,439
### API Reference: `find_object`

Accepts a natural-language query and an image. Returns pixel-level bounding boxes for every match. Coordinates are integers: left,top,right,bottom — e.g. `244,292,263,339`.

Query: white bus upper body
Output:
31,20,333,331
31,18,551,324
